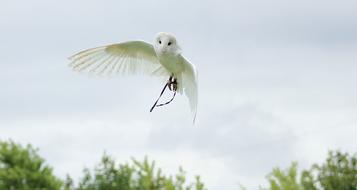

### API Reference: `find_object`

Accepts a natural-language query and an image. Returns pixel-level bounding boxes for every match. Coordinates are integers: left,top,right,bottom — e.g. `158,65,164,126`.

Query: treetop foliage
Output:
0,140,62,190
262,150,357,190
0,140,205,190
1,140,356,190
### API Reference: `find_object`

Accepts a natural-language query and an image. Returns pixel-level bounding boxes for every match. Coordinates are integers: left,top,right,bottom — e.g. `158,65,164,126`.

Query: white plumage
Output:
69,32,198,123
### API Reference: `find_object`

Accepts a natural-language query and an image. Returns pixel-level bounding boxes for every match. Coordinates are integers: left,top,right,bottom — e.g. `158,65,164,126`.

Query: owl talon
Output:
168,78,177,92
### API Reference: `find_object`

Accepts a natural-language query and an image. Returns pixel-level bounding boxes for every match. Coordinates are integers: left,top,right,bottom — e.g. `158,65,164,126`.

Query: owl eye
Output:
159,40,162,44
168,42,172,46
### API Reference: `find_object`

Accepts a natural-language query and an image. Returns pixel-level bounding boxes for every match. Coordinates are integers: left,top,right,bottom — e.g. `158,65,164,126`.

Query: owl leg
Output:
168,76,177,92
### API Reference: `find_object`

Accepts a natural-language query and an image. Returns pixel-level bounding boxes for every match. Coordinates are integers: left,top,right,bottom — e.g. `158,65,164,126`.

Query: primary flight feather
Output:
69,32,198,123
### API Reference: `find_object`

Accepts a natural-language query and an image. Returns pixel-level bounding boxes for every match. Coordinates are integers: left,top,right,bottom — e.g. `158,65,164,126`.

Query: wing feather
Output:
107,57,119,76
77,53,106,72
71,51,104,69
90,54,113,74
99,55,116,75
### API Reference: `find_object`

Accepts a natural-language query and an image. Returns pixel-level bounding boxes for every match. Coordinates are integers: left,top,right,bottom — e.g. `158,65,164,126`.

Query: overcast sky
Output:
1,0,357,189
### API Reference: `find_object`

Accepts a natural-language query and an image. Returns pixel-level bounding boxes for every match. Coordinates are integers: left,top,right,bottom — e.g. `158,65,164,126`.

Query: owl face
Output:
154,32,181,55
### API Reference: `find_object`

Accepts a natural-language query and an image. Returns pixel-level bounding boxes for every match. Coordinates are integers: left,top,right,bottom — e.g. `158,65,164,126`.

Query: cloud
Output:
1,0,357,189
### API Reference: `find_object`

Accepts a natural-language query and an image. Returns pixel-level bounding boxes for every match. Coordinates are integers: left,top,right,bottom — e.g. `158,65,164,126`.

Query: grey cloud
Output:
148,103,297,173
1,0,357,189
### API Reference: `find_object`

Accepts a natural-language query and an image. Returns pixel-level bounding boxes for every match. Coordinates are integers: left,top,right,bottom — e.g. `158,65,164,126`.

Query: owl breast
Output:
158,53,184,74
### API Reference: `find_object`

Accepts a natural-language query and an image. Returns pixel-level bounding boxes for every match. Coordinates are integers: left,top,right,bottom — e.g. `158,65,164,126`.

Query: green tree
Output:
261,151,357,190
0,140,63,190
310,151,357,190
74,154,206,190
264,162,303,190
0,140,206,190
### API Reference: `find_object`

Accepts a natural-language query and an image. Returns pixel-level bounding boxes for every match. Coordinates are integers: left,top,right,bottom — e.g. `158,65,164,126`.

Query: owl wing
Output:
69,41,169,76
180,55,198,123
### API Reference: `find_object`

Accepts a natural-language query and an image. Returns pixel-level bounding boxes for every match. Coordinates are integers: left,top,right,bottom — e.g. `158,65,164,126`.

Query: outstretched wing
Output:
180,55,198,123
69,41,168,76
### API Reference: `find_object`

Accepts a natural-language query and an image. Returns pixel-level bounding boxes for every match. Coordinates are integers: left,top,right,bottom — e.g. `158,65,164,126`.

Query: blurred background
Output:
0,0,356,189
